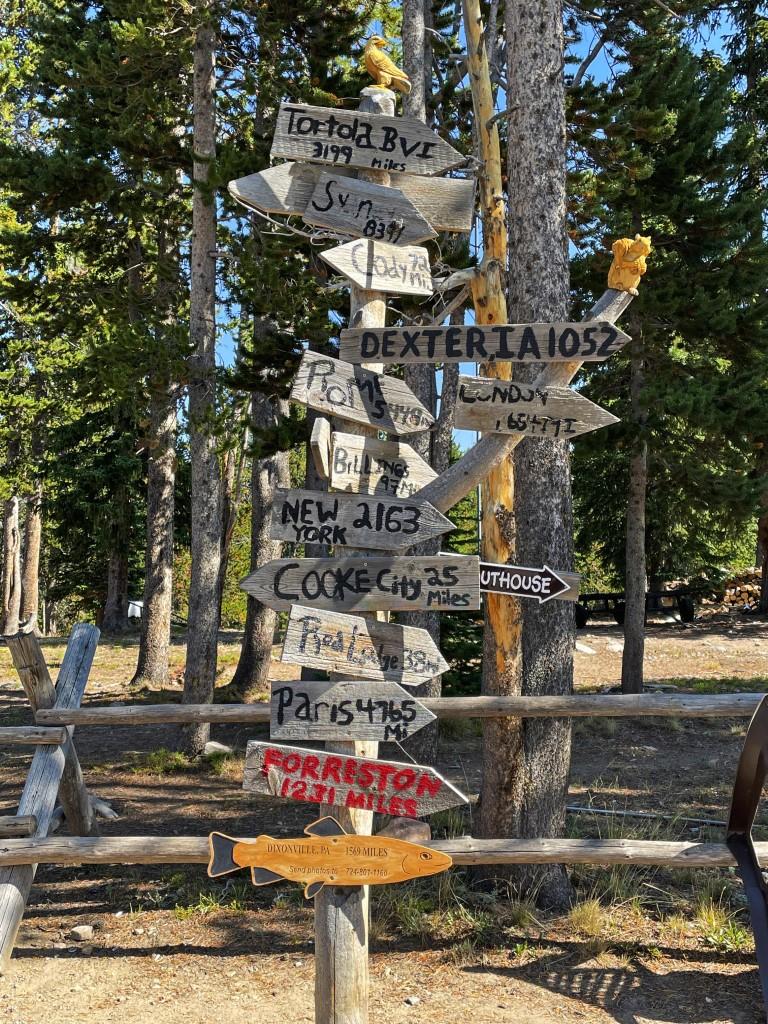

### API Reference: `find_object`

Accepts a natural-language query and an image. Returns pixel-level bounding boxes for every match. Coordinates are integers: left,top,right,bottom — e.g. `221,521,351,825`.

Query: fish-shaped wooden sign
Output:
207,815,452,899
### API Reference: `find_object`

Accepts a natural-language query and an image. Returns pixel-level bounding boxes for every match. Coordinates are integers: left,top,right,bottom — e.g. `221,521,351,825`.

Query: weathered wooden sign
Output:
339,321,632,364
281,605,450,685
270,680,436,742
309,416,331,480
479,561,579,603
243,742,469,818
228,162,474,233
270,102,465,176
240,555,480,612
454,376,619,438
208,816,453,898
330,431,438,498
321,239,433,296
291,351,434,435
303,172,437,245
270,487,454,551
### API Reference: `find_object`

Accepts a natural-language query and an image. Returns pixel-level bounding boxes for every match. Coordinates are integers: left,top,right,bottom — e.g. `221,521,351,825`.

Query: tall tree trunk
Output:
229,397,289,701
2,497,22,635
20,482,42,628
102,548,129,633
482,0,573,909
181,8,222,755
622,316,647,692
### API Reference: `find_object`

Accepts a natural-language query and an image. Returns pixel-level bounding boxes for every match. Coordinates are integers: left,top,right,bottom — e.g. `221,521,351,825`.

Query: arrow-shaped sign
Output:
244,740,468,818
281,605,450,685
270,487,454,551
320,239,433,297
291,351,434,435
330,431,438,498
454,376,619,439
479,561,578,603
269,680,436,742
270,102,465,176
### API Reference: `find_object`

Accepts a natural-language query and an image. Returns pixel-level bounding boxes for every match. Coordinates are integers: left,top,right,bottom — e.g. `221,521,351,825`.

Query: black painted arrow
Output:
479,561,572,603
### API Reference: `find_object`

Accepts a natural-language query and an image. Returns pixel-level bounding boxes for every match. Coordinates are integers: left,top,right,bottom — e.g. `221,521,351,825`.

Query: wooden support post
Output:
0,623,99,973
4,623,97,837
313,86,394,1024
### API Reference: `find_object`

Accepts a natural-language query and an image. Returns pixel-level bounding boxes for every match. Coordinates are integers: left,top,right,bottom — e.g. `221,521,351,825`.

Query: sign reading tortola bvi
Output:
240,555,480,612
270,102,465,176
479,561,579,604
281,605,449,685
339,322,632,364
243,741,469,818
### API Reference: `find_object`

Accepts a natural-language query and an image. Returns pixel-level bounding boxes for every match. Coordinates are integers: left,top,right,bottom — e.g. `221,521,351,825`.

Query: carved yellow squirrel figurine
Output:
608,234,652,295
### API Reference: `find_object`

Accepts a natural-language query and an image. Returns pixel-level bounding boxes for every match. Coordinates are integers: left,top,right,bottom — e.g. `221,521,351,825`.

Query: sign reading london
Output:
339,321,632,364
240,555,480,612
271,102,465,176
479,561,578,603
291,351,433,435
270,680,436,742
281,605,449,685
455,376,619,438
244,741,469,818
270,487,454,551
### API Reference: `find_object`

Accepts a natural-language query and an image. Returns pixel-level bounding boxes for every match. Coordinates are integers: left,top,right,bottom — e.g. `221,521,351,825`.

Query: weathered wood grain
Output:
270,487,454,551
339,320,632,364
0,834,762,869
270,102,465,176
240,554,480,613
228,162,475,233
281,605,449,685
0,818,37,839
290,351,434,435
479,561,578,604
269,680,436,742
310,417,331,481
38,691,766,728
0,726,67,746
243,741,469,818
330,431,438,498
454,375,619,438
303,173,437,244
321,239,433,296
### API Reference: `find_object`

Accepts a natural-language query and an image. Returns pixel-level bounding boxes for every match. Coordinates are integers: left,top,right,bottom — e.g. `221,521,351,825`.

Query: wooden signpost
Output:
454,375,620,438
228,162,475,233
329,431,438,498
291,350,434,435
270,487,454,551
479,561,578,604
243,741,469,818
320,238,433,296
208,815,452,898
270,102,465,176
309,417,331,480
303,172,437,244
269,680,436,742
280,605,450,685
240,554,480,612
339,321,632,364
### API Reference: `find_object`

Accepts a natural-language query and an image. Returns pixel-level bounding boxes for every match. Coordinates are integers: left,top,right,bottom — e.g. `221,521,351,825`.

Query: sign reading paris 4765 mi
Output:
480,561,579,604
270,102,464,176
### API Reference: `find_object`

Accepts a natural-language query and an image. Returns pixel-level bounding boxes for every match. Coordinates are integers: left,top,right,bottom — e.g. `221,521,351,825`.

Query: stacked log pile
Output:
717,567,762,613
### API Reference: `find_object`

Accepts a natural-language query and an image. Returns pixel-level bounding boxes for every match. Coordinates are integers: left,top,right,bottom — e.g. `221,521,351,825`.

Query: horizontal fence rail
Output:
35,692,766,727
0,835,763,869
0,726,67,746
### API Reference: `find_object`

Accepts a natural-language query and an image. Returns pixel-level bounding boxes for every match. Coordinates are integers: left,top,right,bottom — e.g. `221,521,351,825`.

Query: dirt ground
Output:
1,613,767,1024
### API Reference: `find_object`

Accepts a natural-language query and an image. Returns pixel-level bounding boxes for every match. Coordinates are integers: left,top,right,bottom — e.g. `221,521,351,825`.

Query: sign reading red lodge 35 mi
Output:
270,102,464,176
480,561,578,604
339,321,632,364
243,741,469,818
240,555,480,612
291,351,434,435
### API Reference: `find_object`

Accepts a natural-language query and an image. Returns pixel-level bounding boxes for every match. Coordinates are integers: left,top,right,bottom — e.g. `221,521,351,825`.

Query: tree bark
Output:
181,6,222,755
102,548,129,634
622,315,647,692
228,397,289,701
20,483,42,628
479,0,573,909
2,498,22,636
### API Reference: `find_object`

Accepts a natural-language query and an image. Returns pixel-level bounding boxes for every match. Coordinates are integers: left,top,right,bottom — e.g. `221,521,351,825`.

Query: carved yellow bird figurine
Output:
363,35,412,94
